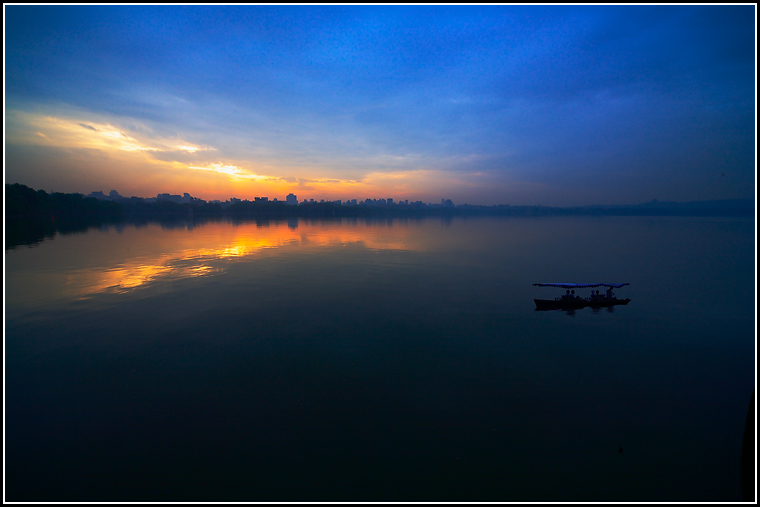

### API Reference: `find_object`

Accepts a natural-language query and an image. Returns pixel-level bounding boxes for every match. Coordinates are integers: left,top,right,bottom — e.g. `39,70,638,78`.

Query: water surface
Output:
5,215,755,501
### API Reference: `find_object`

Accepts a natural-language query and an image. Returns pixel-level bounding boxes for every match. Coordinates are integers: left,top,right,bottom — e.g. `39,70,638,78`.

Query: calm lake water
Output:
5,215,755,501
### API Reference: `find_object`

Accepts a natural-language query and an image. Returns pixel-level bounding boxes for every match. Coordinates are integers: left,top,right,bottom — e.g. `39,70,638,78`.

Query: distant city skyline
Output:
5,5,755,206
75,186,751,209
83,188,461,207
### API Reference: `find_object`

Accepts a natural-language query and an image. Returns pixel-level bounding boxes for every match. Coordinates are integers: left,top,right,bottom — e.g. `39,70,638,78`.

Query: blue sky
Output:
4,5,756,205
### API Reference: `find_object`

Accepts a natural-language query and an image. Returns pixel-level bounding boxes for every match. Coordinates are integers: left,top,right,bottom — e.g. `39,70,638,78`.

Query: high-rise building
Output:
286,193,298,205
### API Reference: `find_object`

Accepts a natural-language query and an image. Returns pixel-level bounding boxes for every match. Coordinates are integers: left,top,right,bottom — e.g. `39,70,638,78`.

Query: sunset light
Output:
5,6,755,503
5,5,753,206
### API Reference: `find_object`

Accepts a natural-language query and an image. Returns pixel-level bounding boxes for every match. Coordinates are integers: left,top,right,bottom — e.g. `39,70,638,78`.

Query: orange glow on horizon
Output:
7,110,476,204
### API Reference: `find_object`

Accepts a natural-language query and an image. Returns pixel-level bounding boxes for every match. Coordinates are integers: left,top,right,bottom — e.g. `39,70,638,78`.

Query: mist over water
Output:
5,215,755,501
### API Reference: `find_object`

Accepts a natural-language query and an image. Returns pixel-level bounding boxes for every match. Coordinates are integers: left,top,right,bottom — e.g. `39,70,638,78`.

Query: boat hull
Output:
534,298,631,310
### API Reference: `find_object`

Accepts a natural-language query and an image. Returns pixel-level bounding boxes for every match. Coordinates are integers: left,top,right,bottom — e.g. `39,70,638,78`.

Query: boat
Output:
533,283,631,310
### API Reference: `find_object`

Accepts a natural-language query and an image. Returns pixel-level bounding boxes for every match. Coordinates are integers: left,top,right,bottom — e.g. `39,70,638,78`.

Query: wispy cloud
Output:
187,163,277,181
18,112,218,159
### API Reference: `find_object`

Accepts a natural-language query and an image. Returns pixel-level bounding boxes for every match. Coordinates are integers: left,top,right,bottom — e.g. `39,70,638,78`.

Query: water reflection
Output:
6,218,431,309
5,214,755,501
535,303,622,315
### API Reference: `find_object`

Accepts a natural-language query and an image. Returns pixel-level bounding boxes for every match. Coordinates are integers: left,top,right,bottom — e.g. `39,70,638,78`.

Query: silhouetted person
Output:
605,287,613,299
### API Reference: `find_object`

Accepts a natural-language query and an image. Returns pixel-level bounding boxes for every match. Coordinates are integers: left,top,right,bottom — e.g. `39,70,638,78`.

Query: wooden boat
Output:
533,283,631,310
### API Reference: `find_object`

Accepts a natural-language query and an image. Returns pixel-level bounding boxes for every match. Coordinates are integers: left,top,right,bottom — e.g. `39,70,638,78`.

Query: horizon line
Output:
6,182,755,210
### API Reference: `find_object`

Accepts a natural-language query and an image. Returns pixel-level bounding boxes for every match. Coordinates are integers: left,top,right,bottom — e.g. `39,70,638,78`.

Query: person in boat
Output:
590,289,596,300
605,287,614,299
571,290,577,300
563,289,571,301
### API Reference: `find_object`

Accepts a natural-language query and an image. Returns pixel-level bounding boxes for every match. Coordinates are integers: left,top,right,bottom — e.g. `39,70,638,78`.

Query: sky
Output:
4,5,756,206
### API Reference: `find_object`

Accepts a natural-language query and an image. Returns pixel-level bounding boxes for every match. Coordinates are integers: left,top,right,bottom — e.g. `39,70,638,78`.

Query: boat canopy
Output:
533,283,629,288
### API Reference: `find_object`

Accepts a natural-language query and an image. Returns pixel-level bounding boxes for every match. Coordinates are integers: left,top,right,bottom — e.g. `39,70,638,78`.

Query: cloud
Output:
4,6,754,205
186,163,278,181
14,111,224,162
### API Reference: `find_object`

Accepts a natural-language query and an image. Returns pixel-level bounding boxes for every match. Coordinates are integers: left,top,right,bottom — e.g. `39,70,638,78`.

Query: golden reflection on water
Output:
8,219,430,308
84,262,219,294
76,234,288,295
